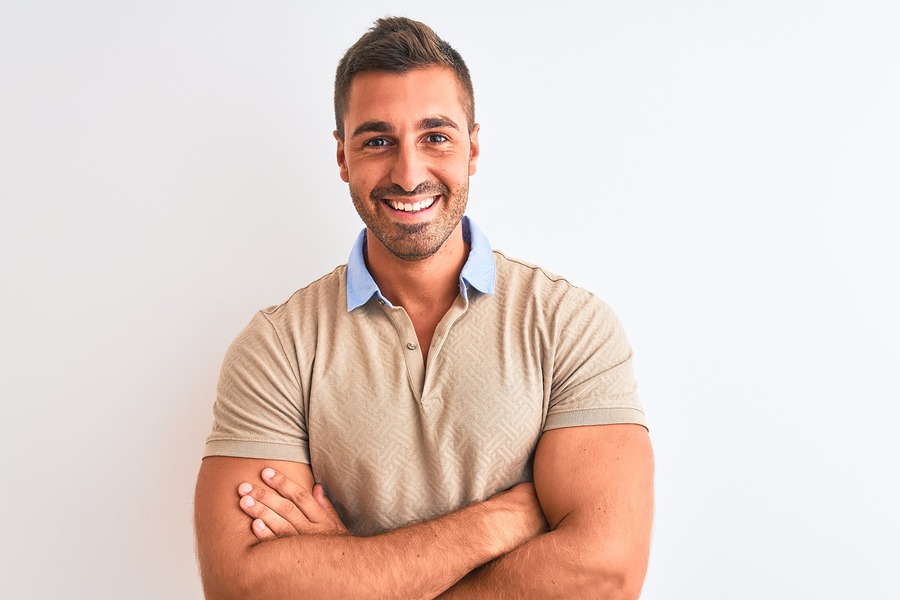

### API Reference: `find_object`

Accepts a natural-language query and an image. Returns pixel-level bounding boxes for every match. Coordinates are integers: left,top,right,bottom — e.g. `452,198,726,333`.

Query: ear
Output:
334,130,349,183
468,123,480,176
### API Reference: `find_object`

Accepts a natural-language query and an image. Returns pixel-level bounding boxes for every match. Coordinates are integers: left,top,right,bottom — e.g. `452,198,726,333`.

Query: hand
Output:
238,467,350,541
487,482,549,550
503,481,550,535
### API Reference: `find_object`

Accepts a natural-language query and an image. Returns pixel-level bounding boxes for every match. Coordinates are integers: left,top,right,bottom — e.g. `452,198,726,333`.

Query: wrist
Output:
479,487,541,556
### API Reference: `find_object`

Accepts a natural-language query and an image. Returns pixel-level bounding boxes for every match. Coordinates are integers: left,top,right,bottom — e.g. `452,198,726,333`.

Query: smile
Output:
385,196,437,213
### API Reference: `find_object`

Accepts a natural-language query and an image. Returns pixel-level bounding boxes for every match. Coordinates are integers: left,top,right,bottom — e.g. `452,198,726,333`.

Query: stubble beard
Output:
350,180,469,262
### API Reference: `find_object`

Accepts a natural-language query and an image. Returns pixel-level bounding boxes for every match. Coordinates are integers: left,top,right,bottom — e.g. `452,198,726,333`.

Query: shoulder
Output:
486,252,624,358
225,265,348,360
262,264,347,315
493,250,572,304
256,264,348,326
493,250,572,288
492,250,611,316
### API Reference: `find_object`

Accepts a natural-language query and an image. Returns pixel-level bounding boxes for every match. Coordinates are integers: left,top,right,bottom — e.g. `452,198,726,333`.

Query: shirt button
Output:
407,342,418,350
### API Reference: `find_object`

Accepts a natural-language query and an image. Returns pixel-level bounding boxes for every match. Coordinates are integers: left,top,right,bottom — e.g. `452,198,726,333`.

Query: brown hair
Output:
334,17,475,139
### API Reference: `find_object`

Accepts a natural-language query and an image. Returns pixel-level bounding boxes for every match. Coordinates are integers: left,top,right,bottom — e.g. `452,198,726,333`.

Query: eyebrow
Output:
350,116,461,139
420,116,460,131
351,121,394,138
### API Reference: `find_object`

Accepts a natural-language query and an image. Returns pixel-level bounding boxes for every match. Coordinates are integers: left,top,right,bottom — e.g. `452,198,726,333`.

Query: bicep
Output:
194,456,314,595
533,424,654,554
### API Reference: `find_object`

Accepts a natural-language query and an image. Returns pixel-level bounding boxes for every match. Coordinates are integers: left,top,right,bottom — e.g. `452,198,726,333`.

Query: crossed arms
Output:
194,423,653,599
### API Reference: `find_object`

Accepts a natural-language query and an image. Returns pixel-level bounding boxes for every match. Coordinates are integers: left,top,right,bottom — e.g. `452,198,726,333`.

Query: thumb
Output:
313,484,347,527
312,483,334,509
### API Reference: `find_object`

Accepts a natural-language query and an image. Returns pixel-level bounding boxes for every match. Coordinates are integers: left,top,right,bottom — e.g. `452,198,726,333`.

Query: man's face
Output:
336,66,480,262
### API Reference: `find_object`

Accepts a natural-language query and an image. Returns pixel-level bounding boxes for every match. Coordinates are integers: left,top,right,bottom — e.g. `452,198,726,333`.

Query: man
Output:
194,16,653,599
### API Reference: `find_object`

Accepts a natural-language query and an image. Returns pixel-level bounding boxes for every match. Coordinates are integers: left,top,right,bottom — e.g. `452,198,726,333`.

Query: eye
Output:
425,133,449,143
364,137,391,148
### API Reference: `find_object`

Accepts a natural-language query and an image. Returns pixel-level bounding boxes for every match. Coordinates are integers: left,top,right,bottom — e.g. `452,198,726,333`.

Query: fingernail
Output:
254,519,266,531
263,468,275,479
239,483,252,494
242,496,255,507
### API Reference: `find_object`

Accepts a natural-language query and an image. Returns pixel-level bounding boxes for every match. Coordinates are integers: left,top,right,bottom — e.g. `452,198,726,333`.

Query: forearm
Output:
248,509,491,599
201,491,538,600
440,526,645,600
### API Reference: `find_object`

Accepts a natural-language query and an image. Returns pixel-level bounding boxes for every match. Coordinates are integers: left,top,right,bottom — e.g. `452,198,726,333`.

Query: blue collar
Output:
346,216,496,311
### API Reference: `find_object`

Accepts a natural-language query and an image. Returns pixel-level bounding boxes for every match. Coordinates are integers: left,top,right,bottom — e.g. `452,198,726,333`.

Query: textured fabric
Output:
205,240,646,536
347,216,494,310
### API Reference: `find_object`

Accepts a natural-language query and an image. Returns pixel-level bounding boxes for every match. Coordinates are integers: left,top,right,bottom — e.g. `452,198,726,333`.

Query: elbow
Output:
584,567,642,600
581,550,648,600
201,571,264,600
198,546,267,600
199,569,253,600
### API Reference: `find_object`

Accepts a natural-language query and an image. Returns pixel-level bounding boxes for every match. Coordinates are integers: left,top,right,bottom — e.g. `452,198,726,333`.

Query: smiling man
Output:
194,16,653,600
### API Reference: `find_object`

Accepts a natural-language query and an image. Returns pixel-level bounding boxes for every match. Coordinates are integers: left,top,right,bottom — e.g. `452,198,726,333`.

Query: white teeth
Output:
388,197,436,212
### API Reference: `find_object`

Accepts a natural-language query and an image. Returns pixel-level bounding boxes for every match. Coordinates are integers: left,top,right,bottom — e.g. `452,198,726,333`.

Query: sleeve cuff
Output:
544,406,648,432
203,439,311,463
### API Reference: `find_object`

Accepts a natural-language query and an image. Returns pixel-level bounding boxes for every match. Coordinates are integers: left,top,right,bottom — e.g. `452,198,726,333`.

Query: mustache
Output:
370,181,449,200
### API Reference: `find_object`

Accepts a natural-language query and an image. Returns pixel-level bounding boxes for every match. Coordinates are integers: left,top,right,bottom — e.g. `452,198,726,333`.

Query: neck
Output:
365,223,468,311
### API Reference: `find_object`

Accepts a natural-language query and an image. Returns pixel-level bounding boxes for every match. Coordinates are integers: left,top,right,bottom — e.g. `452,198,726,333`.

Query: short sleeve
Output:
545,288,647,431
203,311,310,463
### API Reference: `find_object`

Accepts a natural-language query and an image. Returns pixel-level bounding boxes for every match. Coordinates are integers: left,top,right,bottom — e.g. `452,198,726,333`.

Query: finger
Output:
241,480,310,525
251,518,277,541
313,484,350,534
240,479,342,536
261,468,332,524
238,491,299,538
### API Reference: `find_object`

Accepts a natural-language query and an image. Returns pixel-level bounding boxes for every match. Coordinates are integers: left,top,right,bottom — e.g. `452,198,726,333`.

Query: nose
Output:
390,144,427,193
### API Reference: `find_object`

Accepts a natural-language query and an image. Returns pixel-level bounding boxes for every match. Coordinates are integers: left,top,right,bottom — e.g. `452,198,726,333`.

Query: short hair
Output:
334,17,475,139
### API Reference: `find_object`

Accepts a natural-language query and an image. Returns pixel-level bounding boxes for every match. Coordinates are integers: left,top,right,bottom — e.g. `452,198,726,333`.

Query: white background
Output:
2,1,898,598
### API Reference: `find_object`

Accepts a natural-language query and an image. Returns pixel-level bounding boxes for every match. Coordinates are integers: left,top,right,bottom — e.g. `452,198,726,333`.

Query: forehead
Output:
345,66,467,128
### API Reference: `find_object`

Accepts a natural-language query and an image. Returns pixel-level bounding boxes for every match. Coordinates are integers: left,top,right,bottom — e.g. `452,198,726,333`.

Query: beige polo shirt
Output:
205,231,645,535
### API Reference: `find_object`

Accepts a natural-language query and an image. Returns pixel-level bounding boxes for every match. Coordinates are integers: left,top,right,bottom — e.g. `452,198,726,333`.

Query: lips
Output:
384,196,437,213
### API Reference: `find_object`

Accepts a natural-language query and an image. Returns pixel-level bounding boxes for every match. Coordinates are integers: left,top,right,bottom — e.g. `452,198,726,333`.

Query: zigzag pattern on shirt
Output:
207,254,644,536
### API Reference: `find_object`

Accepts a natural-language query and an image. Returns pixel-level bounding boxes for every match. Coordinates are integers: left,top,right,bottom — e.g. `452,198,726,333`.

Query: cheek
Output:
427,152,466,175
346,159,388,186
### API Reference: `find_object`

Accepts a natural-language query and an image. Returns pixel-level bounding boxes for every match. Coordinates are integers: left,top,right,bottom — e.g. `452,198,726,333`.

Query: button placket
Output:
380,305,425,399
